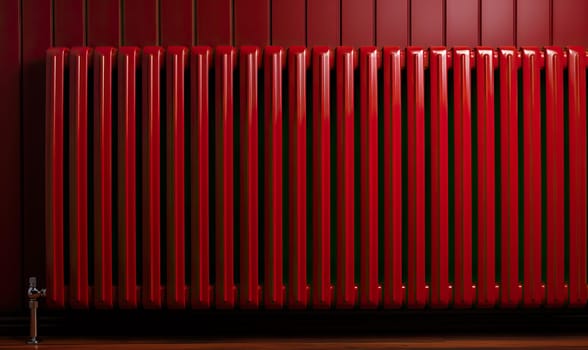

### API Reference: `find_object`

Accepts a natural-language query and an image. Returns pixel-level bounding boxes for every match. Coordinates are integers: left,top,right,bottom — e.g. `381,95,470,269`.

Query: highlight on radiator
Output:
45,46,588,309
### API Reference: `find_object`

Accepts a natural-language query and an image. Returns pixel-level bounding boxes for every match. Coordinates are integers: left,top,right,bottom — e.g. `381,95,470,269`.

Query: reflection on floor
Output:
2,337,588,349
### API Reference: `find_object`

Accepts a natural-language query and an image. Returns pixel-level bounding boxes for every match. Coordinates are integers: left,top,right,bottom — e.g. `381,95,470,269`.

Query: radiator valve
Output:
26,277,46,345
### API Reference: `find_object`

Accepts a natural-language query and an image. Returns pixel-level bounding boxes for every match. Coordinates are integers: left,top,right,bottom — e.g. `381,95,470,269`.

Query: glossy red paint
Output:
544,47,565,307
214,46,237,310
310,47,333,309
521,48,543,308
117,47,139,309
42,45,588,310
190,46,212,309
359,47,380,309
429,47,449,309
142,47,163,309
382,47,404,309
286,47,309,309
166,47,188,309
69,47,92,309
45,48,68,309
263,47,286,309
453,47,473,309
498,47,521,308
335,47,356,309
93,47,115,309
406,47,426,309
475,48,497,308
238,46,261,309
567,47,588,308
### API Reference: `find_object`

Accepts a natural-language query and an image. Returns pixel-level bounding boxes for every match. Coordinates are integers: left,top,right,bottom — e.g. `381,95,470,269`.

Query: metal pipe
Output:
26,277,46,345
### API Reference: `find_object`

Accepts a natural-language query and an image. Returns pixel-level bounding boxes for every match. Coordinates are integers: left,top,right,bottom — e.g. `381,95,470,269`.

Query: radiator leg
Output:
26,277,46,345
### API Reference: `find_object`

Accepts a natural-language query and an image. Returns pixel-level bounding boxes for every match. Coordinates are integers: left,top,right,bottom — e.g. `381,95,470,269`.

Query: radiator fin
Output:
141,46,163,309
69,47,91,309
429,47,449,308
406,47,426,308
522,48,543,307
262,47,285,309
452,47,474,308
117,47,139,309
335,47,356,309
310,47,333,308
94,47,115,309
567,47,588,308
46,48,68,308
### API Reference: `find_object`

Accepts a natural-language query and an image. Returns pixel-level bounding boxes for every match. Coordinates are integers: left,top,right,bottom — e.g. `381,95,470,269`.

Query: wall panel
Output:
124,0,158,46
88,0,120,46
22,0,53,302
517,0,550,46
446,0,479,47
272,0,306,47
411,0,444,47
160,0,194,46
376,0,409,47
235,0,270,46
481,0,514,46
0,0,22,311
197,0,232,46
54,0,85,46
342,0,375,47
553,0,588,46
307,0,340,47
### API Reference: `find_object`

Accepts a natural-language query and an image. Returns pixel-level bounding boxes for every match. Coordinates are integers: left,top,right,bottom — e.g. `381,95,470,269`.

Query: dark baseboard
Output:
2,309,588,337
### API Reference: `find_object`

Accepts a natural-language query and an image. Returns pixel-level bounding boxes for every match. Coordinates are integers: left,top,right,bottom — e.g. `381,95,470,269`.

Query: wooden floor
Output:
2,336,588,349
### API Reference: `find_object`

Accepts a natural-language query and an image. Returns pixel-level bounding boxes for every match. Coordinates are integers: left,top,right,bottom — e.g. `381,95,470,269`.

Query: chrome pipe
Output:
26,277,46,345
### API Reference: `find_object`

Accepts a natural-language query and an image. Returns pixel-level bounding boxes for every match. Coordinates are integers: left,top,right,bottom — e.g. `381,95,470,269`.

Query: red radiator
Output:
46,46,588,309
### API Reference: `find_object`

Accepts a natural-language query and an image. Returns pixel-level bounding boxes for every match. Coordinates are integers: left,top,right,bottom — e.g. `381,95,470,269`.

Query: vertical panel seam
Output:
84,0,88,45
513,0,517,47
305,0,307,46
157,0,161,45
549,0,553,45
269,0,272,45
51,0,55,46
232,0,235,46
339,0,342,46
443,0,446,46
120,0,124,46
478,0,482,45
408,0,412,45
192,0,196,46
373,0,377,46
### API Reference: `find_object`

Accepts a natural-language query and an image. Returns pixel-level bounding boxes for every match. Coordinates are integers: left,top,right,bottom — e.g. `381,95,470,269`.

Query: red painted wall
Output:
1,0,586,312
